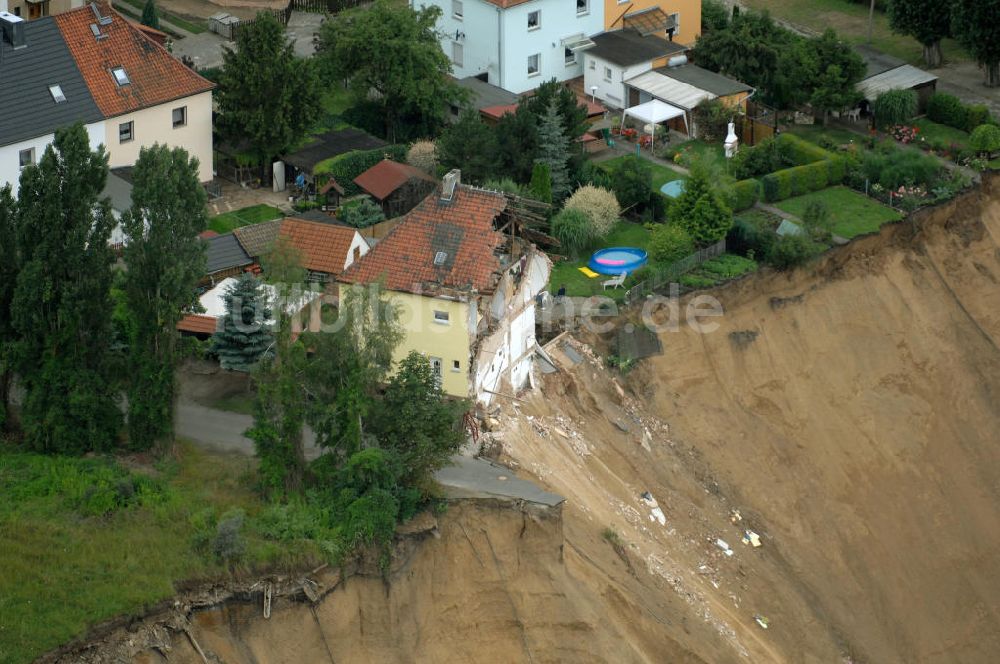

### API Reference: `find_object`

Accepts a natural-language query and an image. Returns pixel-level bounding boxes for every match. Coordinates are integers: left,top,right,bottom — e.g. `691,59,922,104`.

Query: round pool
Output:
660,179,686,198
588,247,648,276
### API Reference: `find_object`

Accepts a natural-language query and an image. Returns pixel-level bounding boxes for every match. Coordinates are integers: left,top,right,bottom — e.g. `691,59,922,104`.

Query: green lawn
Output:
0,444,316,664
598,155,685,191
913,118,970,150
680,253,758,289
786,124,864,147
776,186,903,238
741,0,971,66
117,0,207,34
209,204,284,235
549,221,650,302
675,139,726,168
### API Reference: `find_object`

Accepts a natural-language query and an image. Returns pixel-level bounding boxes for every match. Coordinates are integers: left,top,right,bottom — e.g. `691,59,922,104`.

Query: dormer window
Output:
49,85,66,103
112,67,129,86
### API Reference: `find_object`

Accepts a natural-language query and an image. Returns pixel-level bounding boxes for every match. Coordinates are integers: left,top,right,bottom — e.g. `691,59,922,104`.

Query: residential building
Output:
626,62,751,134
2,0,84,21
415,0,603,94
55,2,215,181
0,10,104,197
0,2,215,197
604,0,701,47
583,27,684,109
353,158,438,219
451,75,519,122
176,277,322,338
339,171,550,401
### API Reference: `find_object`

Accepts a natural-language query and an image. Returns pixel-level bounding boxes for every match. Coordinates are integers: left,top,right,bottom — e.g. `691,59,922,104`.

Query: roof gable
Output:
54,2,214,118
278,217,362,276
339,185,508,294
0,17,103,147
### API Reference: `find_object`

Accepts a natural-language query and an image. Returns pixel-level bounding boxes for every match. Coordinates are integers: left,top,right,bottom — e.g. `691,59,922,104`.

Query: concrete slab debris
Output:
434,456,565,507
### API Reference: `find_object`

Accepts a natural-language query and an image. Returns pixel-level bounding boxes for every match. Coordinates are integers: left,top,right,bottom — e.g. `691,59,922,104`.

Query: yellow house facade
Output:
384,291,475,398
604,0,702,46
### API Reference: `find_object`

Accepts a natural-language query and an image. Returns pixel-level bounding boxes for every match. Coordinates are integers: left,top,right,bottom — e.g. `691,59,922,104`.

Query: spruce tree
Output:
13,124,120,453
212,273,274,372
122,145,208,450
534,99,570,202
141,0,160,30
529,163,553,204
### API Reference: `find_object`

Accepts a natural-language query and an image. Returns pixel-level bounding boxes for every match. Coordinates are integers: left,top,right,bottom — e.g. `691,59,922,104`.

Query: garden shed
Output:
281,129,387,178
353,159,438,218
855,45,937,112
625,64,750,136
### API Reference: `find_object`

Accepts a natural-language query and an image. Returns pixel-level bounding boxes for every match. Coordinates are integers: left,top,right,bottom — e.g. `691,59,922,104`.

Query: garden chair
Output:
602,272,627,290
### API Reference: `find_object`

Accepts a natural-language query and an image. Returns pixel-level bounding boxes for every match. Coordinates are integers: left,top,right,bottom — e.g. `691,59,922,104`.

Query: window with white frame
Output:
527,10,539,30
576,0,588,15
564,47,576,65
452,0,463,19
172,106,187,128
433,310,450,324
452,359,461,372
18,148,34,169
452,41,464,67
119,121,134,143
604,66,612,82
430,357,443,386
527,53,540,76
667,12,680,38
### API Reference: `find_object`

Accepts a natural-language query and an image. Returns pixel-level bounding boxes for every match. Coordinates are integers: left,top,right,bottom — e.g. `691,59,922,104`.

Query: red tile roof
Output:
339,185,507,295
176,314,218,334
55,2,214,118
279,217,361,276
480,103,519,121
353,159,437,201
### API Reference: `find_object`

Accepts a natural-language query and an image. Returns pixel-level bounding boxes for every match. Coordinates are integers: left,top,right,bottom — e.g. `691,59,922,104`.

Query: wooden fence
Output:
287,0,371,13
229,7,291,41
623,239,727,306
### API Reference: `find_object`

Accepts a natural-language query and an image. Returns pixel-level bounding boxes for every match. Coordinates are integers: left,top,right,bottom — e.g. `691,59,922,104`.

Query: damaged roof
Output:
339,185,507,294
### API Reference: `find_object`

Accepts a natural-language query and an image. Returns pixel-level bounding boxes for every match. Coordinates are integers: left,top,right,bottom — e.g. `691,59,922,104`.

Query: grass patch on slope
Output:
208,204,284,234
0,443,316,664
776,186,902,238
548,221,650,302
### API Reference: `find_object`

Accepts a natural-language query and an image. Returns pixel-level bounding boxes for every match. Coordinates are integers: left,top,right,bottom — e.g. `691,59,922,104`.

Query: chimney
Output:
441,169,460,202
0,11,25,49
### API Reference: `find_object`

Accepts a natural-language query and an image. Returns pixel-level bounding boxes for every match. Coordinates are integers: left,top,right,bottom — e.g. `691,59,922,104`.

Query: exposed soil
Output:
48,175,1000,662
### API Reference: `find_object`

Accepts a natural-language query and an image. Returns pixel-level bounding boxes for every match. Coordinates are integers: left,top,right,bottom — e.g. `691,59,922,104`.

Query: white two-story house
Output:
415,0,604,94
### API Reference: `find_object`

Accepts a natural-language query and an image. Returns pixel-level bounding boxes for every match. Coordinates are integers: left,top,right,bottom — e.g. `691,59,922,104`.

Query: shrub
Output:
699,253,757,279
861,147,941,189
315,145,408,197
340,198,385,228
551,208,595,257
678,194,732,246
731,179,761,211
692,98,731,143
731,137,794,179
777,134,831,165
802,200,830,228
213,509,247,563
563,185,621,238
406,141,437,174
679,274,718,289
927,93,968,131
872,89,917,129
483,177,527,196
727,217,775,259
970,124,1000,156
578,161,613,189
964,105,992,134
761,169,794,202
766,234,824,269
609,156,653,212
648,223,695,264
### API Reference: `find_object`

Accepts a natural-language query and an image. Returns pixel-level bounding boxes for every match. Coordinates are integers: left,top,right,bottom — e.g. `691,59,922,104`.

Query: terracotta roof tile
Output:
279,217,361,276
353,159,436,201
233,219,283,258
176,314,218,334
339,185,507,294
55,2,214,118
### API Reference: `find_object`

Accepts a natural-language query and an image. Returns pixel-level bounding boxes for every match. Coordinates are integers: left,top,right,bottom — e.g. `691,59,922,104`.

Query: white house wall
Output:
418,0,603,94
583,53,652,109
1,121,105,198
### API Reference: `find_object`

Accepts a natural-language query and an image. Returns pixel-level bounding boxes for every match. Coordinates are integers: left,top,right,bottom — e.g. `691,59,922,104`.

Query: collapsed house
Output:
338,170,551,404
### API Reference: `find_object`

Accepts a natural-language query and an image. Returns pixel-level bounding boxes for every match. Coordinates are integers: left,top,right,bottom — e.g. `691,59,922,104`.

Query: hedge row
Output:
732,179,761,211
314,144,408,197
926,92,994,134
776,133,830,165
761,156,847,203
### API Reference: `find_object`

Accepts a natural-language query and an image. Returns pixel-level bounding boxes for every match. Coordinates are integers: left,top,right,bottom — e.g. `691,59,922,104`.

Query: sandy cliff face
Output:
55,176,1000,663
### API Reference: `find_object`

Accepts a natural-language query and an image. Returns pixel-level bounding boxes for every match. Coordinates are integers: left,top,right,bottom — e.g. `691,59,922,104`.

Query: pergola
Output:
621,99,688,147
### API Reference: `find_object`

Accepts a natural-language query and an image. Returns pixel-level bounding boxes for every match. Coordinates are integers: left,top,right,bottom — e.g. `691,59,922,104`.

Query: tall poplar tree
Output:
951,0,1000,87
122,145,208,450
887,0,949,68
13,124,119,453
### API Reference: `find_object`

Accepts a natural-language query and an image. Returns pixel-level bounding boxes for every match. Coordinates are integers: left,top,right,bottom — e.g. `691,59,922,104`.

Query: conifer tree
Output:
534,99,570,202
12,124,119,453
141,0,160,30
212,273,274,372
0,186,16,432
122,145,207,450
529,163,553,204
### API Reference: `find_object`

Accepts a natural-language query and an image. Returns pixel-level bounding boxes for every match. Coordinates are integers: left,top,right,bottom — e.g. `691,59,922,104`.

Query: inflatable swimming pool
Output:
588,247,648,275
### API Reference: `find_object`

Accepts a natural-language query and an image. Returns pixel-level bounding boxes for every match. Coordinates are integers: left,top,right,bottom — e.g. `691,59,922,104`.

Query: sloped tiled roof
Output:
205,233,253,274
0,16,104,148
278,217,361,276
339,185,507,295
176,314,218,334
233,219,283,259
353,159,437,201
55,2,214,118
